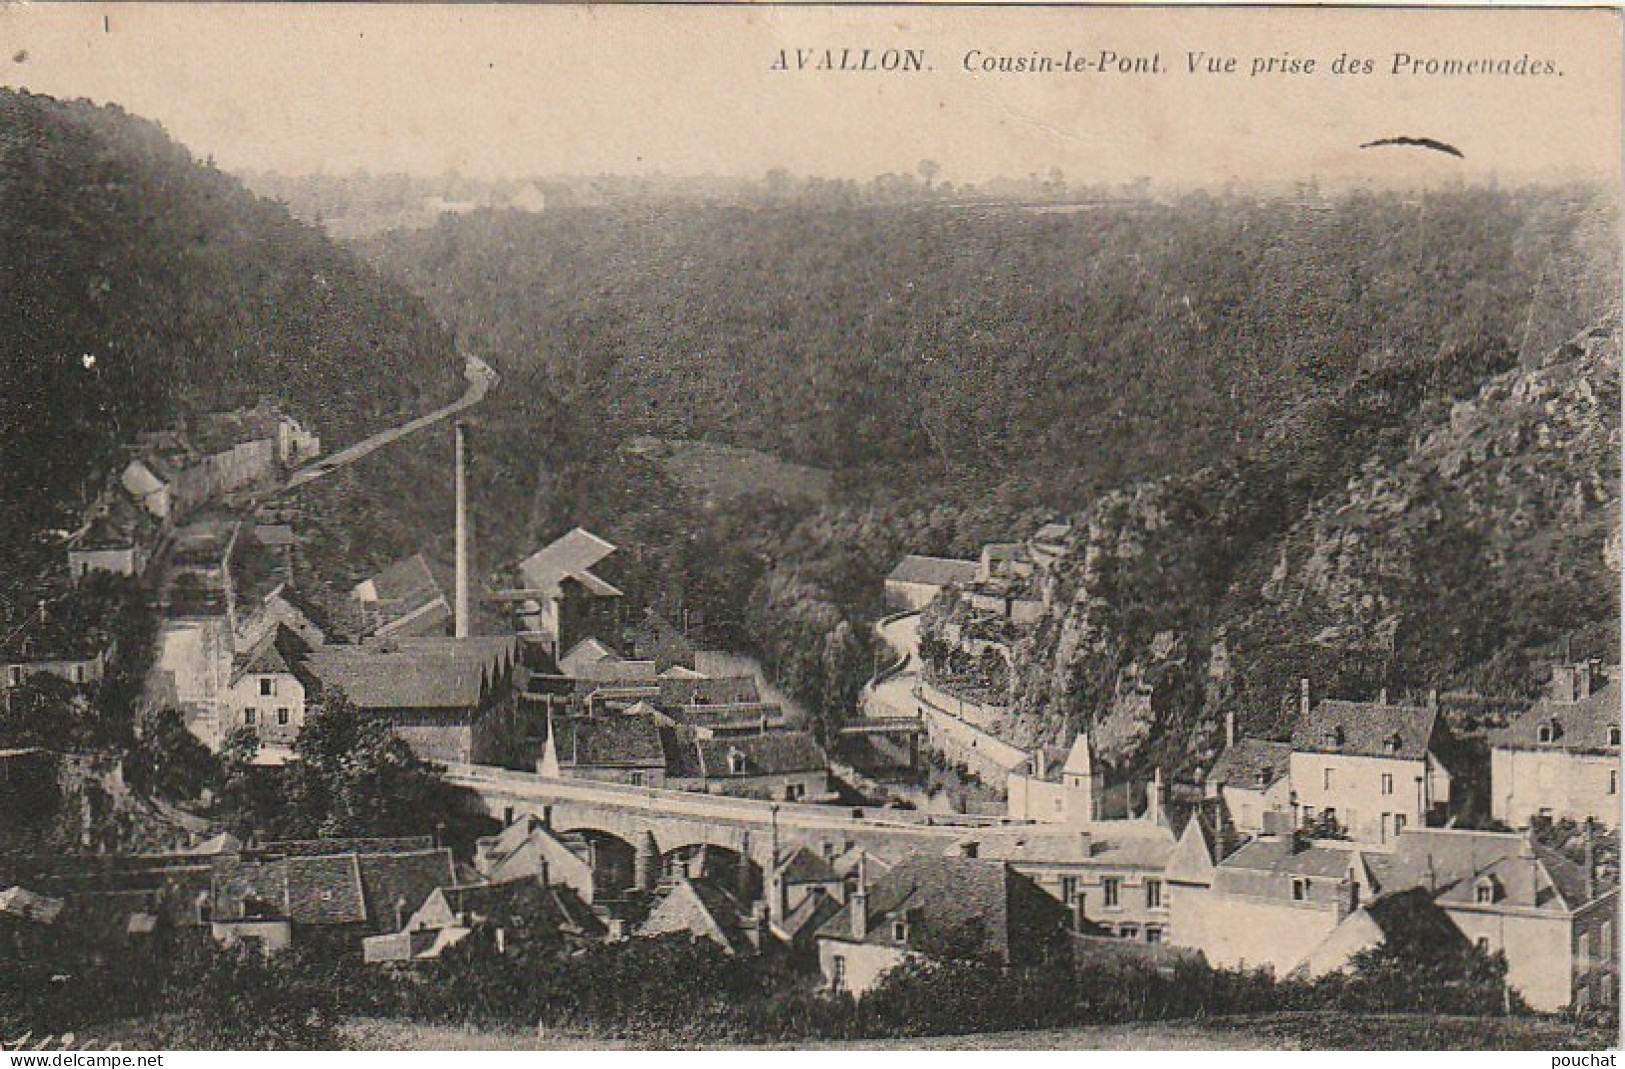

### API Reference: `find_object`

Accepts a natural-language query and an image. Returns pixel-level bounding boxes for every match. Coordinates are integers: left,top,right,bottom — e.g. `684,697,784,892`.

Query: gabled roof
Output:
285,854,368,925
552,713,669,769
659,675,762,708
519,528,620,597
1031,522,1073,545
695,731,826,779
1061,733,1093,777
301,637,514,712
1292,699,1438,761
886,555,979,588
558,637,623,677
1218,838,1362,880
817,853,1015,955
1164,816,1217,884
776,887,842,943
429,879,605,939
1209,737,1292,790
356,848,458,932
231,623,310,684
776,844,840,886
1490,677,1620,755
642,874,754,954
353,553,442,609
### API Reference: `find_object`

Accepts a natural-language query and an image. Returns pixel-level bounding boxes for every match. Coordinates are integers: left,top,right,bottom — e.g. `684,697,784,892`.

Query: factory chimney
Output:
454,421,471,639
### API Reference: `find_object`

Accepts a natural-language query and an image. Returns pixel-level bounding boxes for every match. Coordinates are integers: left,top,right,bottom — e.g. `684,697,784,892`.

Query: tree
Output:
916,160,941,189
127,707,219,801
274,691,461,839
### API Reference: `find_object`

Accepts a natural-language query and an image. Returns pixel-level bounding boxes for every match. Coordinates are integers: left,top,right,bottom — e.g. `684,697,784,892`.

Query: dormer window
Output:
1325,726,1345,749
1609,726,1620,747
1474,877,1497,905
1537,719,1561,744
1255,768,1271,788
1384,732,1403,754
892,918,909,942
728,749,746,775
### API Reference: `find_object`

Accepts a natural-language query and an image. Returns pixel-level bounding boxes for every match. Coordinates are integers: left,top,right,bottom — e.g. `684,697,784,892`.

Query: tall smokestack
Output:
454,421,471,639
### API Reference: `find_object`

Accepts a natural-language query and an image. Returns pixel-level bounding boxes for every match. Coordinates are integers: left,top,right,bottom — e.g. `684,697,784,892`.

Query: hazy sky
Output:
0,4,1618,186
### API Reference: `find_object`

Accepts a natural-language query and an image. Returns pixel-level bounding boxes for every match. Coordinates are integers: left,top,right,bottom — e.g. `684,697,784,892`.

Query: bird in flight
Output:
1360,136,1465,159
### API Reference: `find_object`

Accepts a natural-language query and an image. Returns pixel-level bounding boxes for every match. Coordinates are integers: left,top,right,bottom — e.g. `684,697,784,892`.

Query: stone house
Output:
1206,731,1293,838
884,554,978,612
222,624,309,752
1490,662,1620,829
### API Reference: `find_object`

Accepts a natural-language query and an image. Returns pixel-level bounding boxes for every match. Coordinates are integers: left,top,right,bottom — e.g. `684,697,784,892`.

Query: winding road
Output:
282,351,498,491
866,612,923,720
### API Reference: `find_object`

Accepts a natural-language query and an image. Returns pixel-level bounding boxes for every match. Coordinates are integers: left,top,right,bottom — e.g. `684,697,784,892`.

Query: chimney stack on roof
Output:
850,854,869,939
1584,819,1597,902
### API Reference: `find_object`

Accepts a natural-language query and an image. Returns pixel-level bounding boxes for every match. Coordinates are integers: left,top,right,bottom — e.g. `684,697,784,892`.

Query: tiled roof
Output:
887,555,979,588
1031,523,1073,544
357,849,457,932
354,553,442,610
553,713,669,769
818,853,1014,955
211,859,290,922
260,836,435,857
559,637,622,676
434,880,605,938
777,887,842,942
695,731,826,778
285,854,367,925
1490,677,1620,755
1209,737,1292,789
302,637,513,711
1218,838,1364,880
519,528,619,596
659,675,762,708
1291,699,1438,761
231,623,309,684
776,844,840,886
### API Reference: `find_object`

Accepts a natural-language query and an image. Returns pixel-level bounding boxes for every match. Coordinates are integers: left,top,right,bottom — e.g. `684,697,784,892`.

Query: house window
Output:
1323,767,1335,791
785,783,806,802
260,678,275,697
892,919,909,942
276,708,290,726
1118,924,1139,940
1611,770,1619,796
6,668,19,687
73,665,84,684
1610,727,1621,747
1538,720,1560,744
1060,876,1078,904
1476,937,1490,953
1291,878,1309,902
1475,880,1495,904
628,771,646,787
830,955,847,991
1145,879,1163,909
728,749,746,775
1381,773,1394,796
1394,813,1406,835
1145,926,1164,945
245,709,256,726
1102,877,1120,909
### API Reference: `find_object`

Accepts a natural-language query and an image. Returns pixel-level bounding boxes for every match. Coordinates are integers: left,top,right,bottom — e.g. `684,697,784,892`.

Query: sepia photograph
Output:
0,1,1618,1054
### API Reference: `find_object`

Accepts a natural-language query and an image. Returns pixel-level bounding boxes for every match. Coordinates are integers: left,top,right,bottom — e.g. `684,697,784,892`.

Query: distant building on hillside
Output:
1205,727,1293,838
350,553,453,639
1490,662,1621,829
884,554,978,611
222,624,310,754
513,528,624,660
67,491,158,580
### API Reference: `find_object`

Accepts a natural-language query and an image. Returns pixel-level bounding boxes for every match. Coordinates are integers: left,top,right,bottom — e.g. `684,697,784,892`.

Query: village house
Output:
883,554,978,612
1174,831,1371,976
539,709,672,787
350,553,453,639
1205,717,1293,838
207,840,456,955
1374,827,1618,1013
766,844,847,954
640,873,767,955
297,635,519,765
1026,521,1073,569
362,877,604,964
1289,684,1454,845
221,624,310,756
1490,661,1621,830
680,731,832,802
234,583,327,654
0,595,118,694
951,820,1181,946
472,814,598,904
814,853,1067,996
67,492,158,580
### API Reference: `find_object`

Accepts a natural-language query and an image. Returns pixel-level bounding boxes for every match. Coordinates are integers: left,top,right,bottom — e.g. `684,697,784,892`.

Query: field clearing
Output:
624,436,833,506
337,1012,1615,1051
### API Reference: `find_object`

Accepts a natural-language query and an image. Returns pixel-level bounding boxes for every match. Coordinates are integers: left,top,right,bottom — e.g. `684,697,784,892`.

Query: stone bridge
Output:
444,763,1005,875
